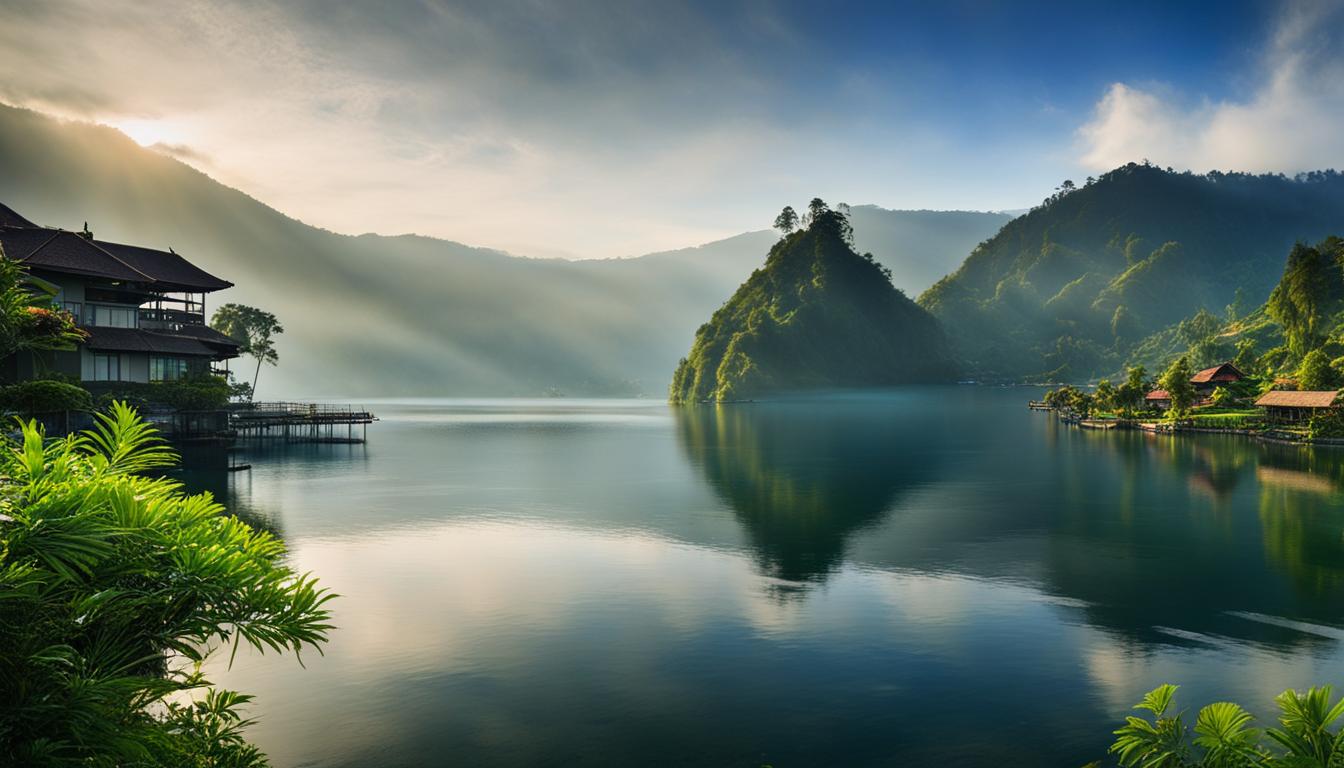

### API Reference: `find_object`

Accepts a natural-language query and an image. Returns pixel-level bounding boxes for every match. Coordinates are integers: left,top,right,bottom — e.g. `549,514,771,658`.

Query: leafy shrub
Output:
93,375,234,411
1104,684,1344,767
0,403,334,766
1307,408,1344,439
0,379,92,414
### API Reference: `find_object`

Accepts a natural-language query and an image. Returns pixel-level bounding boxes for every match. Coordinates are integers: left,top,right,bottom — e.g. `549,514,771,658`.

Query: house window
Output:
151,356,190,382
93,353,123,382
87,304,137,328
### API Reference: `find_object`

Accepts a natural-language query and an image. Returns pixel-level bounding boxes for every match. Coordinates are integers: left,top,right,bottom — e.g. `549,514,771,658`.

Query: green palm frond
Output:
82,401,178,475
1,404,333,766
1193,701,1267,767
1267,687,1344,766
1138,685,1180,717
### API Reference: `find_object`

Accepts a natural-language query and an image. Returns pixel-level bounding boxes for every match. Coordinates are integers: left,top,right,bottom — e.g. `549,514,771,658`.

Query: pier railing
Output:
228,401,377,443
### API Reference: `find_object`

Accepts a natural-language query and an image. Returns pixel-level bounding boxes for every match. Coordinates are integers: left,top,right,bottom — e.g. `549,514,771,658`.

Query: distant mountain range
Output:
0,104,1009,396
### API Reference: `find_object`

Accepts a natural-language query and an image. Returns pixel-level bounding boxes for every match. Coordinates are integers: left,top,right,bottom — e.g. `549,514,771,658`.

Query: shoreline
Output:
1039,410,1344,448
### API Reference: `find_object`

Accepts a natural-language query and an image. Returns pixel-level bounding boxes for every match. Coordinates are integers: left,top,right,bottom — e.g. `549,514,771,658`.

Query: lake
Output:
182,388,1344,767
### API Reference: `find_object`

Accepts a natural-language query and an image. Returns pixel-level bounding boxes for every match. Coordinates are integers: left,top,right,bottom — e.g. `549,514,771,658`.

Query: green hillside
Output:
669,203,956,402
919,163,1344,382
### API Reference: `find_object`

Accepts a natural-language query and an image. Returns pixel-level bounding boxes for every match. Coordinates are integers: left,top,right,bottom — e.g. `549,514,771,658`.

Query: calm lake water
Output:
180,389,1344,767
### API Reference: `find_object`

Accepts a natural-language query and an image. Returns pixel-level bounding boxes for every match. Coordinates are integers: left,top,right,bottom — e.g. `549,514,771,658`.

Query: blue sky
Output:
0,0,1339,258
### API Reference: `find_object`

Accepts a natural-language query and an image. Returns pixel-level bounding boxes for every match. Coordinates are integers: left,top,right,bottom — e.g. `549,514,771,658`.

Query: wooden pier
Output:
229,402,377,443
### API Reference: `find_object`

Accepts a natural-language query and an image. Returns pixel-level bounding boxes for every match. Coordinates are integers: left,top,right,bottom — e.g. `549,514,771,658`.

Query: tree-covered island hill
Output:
669,199,957,403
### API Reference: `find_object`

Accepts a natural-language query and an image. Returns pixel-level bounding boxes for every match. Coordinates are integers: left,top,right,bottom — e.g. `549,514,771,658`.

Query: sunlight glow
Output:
109,118,183,148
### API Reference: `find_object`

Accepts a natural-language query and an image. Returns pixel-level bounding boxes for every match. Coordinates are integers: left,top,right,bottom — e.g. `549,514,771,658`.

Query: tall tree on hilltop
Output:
211,304,283,397
806,197,828,225
773,206,798,235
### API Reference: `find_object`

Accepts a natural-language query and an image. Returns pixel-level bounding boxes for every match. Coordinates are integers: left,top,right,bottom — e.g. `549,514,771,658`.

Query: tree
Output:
0,403,334,765
1159,356,1197,416
211,304,284,397
1094,378,1117,414
1296,348,1336,390
773,206,798,235
1115,365,1149,416
1233,338,1259,375
0,245,84,367
1266,241,1344,356
806,197,828,225
1226,286,1249,322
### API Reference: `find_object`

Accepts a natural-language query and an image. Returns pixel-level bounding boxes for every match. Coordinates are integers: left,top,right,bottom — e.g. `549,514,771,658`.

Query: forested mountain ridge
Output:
669,203,956,403
919,163,1344,382
0,103,1007,396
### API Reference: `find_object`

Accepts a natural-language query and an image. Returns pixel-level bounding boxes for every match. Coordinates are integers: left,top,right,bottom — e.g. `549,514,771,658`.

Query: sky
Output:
0,0,1341,259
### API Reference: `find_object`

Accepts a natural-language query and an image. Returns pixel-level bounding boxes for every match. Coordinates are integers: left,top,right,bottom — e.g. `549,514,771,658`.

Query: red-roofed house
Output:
1189,362,1247,394
1145,361,1247,411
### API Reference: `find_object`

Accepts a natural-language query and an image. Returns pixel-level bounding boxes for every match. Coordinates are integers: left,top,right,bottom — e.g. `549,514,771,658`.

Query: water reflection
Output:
1027,429,1344,650
176,395,1344,768
675,399,940,587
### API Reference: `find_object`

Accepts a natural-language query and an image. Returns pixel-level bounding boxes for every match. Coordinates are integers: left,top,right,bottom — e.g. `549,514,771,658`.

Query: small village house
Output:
0,203,239,385
1188,361,1246,395
1254,389,1342,423
1144,361,1248,411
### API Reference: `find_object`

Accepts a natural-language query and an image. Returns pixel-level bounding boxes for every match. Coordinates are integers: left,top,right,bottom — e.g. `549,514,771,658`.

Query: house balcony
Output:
138,306,206,332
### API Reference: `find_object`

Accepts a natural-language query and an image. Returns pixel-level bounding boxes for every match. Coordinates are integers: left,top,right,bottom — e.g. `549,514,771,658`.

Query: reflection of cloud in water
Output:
204,513,1344,768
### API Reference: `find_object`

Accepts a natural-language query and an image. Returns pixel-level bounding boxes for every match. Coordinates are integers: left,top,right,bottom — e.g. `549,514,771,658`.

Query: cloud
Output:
0,1,1084,257
1079,0,1344,173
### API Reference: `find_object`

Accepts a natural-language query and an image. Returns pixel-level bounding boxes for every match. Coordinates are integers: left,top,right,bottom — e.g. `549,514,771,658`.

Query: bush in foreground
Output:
0,402,335,767
0,379,92,414
1093,684,1344,767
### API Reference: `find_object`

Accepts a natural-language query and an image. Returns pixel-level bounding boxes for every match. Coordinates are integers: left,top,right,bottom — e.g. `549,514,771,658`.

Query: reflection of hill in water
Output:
1038,431,1344,649
676,399,940,585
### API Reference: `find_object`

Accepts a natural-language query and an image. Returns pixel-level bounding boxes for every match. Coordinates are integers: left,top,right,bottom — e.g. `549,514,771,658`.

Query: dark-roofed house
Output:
1189,362,1247,394
1145,389,1172,410
1254,390,1341,423
0,203,239,385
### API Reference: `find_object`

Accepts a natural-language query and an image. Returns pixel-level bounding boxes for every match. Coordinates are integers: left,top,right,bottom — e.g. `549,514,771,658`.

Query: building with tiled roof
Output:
1189,361,1246,389
0,203,239,385
1255,389,1341,422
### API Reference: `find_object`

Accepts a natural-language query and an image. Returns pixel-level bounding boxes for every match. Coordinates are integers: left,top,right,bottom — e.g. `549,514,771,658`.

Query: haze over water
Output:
183,389,1344,767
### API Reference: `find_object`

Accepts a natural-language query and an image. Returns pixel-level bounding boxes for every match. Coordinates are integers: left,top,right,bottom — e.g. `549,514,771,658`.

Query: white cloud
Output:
1079,0,1344,173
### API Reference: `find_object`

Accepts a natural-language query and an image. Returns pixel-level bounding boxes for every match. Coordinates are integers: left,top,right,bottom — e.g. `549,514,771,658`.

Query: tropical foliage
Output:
210,304,283,397
0,403,334,766
0,379,92,414
1101,684,1344,768
1158,357,1197,417
91,374,240,412
0,246,84,365
669,200,956,403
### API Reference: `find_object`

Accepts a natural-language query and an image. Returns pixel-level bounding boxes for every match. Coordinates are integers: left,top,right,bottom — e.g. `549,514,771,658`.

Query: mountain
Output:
668,207,956,402
0,104,1008,397
919,163,1344,382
